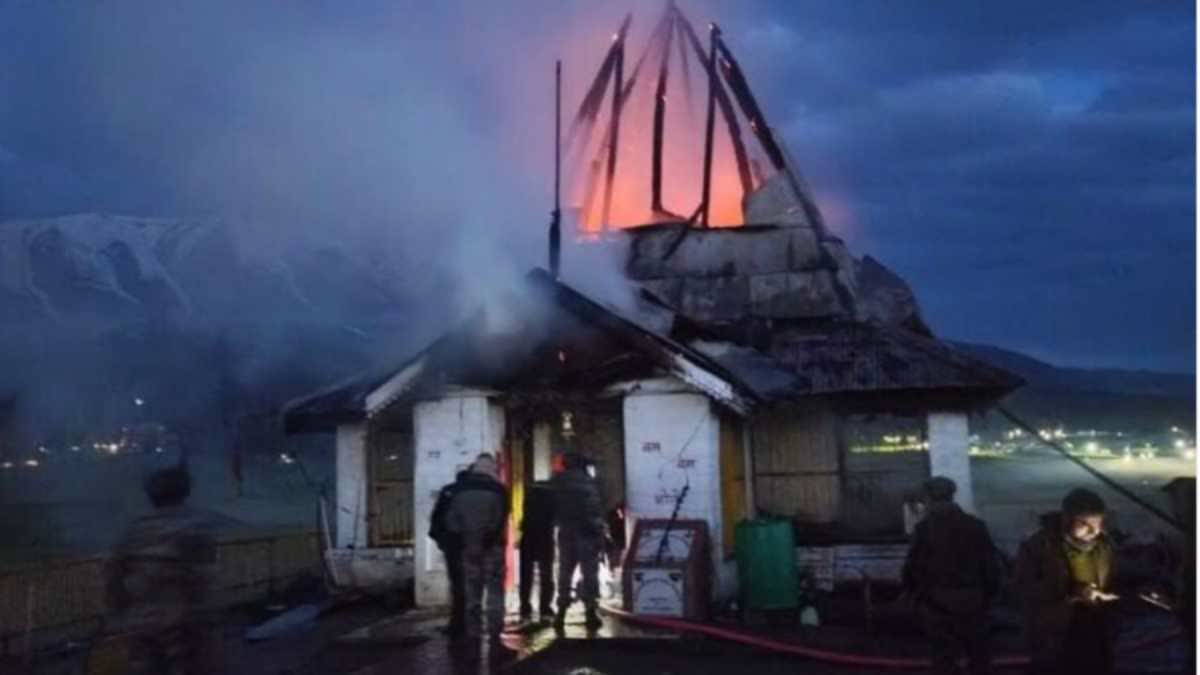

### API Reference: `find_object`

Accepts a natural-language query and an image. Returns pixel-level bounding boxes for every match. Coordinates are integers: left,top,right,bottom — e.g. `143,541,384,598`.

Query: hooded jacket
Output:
1013,511,1116,653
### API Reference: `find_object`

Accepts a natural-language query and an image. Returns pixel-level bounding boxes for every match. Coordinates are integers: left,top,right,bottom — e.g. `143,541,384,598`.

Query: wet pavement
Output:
23,595,1189,674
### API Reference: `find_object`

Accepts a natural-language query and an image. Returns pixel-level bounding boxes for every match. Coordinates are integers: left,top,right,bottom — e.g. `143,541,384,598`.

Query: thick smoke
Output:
0,2,746,452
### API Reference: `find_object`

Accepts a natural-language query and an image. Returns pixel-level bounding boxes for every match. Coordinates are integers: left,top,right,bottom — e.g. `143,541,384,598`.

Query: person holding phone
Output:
1015,488,1118,675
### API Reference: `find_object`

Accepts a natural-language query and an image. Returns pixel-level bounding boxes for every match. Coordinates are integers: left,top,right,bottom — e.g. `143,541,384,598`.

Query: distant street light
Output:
134,398,145,407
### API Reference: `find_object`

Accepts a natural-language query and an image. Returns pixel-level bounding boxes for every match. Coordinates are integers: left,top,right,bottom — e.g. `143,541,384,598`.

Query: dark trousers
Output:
443,546,465,633
461,545,505,640
519,540,555,614
917,603,991,675
1027,605,1113,675
557,532,600,611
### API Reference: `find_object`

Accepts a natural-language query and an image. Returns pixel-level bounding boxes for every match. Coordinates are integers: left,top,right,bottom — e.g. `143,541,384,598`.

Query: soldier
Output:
518,480,556,622
1014,488,1119,675
103,466,219,675
429,469,469,637
552,452,605,632
902,476,1000,675
445,453,513,661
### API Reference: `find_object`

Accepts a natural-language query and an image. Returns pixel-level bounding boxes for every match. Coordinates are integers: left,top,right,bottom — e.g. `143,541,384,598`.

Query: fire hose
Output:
599,606,1182,670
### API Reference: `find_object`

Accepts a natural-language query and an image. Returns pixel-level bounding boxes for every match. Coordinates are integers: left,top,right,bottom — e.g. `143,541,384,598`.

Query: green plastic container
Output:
735,518,799,611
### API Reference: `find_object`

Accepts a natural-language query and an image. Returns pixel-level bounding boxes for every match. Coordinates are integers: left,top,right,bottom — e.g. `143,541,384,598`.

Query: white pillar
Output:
335,422,369,548
622,379,733,601
532,422,552,481
926,411,976,513
413,392,506,607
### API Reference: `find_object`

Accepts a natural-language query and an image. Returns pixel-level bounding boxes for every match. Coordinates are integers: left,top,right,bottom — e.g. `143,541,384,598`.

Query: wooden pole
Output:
700,23,720,227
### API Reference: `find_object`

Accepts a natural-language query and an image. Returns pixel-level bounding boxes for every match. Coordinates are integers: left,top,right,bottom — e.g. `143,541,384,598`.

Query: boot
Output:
583,606,602,631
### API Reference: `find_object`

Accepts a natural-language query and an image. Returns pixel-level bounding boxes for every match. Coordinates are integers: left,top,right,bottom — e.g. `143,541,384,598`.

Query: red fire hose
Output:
600,606,1182,670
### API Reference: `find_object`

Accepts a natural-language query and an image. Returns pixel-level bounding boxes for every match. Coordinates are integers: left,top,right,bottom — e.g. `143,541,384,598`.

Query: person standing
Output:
1014,488,1119,675
429,469,469,637
518,480,556,622
902,476,1000,675
103,466,219,675
445,453,513,660
551,452,606,632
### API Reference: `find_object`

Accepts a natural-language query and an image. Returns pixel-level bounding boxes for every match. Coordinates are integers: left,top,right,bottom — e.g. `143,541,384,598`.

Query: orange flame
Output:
565,22,775,235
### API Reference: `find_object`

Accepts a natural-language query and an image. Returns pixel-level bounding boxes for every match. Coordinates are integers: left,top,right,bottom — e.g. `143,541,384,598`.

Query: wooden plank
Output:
751,403,840,523
841,451,927,536
719,414,746,555
369,431,415,545
755,473,839,522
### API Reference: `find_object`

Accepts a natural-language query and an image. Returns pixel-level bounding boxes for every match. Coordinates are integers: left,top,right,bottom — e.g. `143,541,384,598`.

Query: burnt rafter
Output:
673,12,754,225
569,3,805,231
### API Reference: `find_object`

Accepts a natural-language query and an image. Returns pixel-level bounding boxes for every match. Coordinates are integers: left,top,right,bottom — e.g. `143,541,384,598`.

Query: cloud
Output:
0,0,1192,371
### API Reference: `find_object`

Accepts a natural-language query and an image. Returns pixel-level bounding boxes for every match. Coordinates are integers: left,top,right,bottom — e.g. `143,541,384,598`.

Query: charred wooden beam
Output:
600,31,625,231
716,37,829,235
677,14,754,207
650,11,675,214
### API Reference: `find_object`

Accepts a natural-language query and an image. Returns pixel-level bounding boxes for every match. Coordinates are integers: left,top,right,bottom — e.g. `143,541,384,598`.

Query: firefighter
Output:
552,452,606,633
518,480,556,622
102,466,219,675
1014,488,1118,675
429,469,469,637
901,476,1000,675
444,453,513,661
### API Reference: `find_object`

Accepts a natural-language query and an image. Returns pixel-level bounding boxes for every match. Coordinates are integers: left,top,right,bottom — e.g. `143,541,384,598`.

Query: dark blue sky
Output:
0,1,1194,372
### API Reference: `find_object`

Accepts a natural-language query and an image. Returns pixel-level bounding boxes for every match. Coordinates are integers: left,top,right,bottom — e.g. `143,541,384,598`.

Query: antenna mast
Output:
549,60,562,278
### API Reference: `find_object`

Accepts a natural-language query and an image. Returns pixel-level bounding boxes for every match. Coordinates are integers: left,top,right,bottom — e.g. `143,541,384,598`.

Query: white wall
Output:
622,380,734,601
335,422,369,548
412,391,506,607
927,411,976,513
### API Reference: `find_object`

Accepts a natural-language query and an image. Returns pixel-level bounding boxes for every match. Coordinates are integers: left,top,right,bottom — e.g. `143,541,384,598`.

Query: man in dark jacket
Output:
429,470,469,636
518,480,556,622
445,453,512,660
104,466,219,675
552,452,606,632
1014,488,1118,675
902,476,1000,675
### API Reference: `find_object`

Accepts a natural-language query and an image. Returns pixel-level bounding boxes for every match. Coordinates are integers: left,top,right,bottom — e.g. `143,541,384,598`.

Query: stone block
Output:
678,275,749,323
749,271,846,319
625,226,825,280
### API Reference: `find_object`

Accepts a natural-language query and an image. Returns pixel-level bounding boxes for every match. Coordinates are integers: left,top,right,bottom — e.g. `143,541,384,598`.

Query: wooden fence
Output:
0,529,320,656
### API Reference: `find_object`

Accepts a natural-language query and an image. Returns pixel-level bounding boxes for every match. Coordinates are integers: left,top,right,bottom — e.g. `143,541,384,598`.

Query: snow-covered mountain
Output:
0,214,452,446
0,213,427,332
